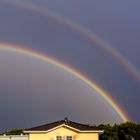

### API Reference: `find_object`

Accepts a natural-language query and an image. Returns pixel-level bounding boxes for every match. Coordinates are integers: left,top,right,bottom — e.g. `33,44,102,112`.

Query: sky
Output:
0,0,140,131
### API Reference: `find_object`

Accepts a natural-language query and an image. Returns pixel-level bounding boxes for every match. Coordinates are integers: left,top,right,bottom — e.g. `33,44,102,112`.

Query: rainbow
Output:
0,43,129,122
3,0,140,84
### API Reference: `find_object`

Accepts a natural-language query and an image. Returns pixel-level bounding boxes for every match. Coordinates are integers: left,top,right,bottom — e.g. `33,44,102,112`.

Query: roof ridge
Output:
26,119,100,131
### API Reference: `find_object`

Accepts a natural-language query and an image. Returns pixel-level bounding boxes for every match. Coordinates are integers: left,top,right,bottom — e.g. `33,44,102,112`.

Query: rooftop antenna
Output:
64,117,68,124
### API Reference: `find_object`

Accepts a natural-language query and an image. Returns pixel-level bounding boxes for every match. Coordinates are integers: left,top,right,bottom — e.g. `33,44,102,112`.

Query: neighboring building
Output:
24,118,103,140
0,135,28,140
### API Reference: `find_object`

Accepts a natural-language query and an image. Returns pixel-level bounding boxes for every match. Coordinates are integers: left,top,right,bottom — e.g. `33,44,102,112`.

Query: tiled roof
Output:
26,118,100,131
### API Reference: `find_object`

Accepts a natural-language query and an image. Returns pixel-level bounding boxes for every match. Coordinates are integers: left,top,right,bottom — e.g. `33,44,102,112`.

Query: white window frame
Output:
56,136,62,140
66,136,73,140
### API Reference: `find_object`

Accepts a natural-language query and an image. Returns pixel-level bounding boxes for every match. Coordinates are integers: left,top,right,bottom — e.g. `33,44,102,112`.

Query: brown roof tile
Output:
26,118,100,131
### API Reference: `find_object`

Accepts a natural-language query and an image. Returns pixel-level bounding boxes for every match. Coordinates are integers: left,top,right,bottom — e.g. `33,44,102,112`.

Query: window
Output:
67,136,72,140
56,136,62,140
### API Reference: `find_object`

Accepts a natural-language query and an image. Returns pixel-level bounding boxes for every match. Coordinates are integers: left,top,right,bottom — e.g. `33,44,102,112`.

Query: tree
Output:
3,128,25,135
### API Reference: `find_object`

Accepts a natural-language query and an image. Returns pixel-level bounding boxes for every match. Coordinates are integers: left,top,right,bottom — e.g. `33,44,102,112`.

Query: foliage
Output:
98,122,140,140
0,128,25,135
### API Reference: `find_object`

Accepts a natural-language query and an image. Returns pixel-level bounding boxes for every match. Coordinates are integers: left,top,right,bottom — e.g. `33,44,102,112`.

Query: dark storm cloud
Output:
0,52,120,131
42,0,140,66
0,0,140,129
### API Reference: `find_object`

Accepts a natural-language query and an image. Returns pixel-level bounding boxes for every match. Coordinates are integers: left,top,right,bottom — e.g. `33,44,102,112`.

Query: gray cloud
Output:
0,0,140,130
0,52,120,131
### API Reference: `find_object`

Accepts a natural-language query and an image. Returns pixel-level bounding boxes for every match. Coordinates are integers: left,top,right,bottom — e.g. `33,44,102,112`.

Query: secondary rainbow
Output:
3,0,140,84
0,44,129,122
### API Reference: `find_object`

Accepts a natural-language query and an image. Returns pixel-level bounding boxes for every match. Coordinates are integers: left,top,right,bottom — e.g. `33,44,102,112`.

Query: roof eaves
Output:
24,124,103,134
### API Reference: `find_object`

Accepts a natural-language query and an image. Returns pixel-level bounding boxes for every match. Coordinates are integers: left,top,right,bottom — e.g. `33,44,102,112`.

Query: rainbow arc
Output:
3,0,140,84
0,44,129,122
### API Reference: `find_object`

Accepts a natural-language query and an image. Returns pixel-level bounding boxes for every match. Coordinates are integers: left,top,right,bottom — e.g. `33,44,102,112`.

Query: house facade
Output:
24,118,103,140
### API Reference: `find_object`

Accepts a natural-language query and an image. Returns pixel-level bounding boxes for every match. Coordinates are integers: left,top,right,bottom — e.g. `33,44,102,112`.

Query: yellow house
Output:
24,118,103,140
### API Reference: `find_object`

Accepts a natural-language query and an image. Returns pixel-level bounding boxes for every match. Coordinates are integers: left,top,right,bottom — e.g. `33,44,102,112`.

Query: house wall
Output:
76,133,98,140
29,126,99,140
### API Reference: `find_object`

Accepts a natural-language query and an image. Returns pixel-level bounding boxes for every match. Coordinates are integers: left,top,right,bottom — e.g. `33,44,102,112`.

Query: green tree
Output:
4,128,25,135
